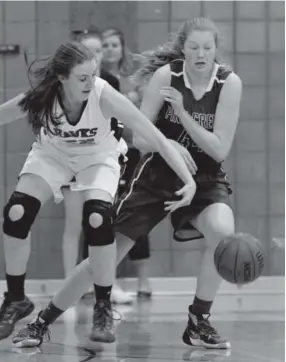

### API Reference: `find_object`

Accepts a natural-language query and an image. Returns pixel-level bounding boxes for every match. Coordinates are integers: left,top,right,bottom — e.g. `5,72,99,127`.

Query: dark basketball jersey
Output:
154,59,232,175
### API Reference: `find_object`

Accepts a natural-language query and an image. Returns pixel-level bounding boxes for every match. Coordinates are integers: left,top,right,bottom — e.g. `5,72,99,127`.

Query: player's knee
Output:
203,215,235,250
3,191,41,239
89,212,103,229
215,219,234,237
82,200,114,246
206,221,235,251
8,204,25,221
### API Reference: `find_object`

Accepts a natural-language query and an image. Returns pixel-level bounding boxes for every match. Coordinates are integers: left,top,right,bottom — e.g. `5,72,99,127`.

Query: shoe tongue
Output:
189,311,208,325
38,317,45,324
97,299,109,308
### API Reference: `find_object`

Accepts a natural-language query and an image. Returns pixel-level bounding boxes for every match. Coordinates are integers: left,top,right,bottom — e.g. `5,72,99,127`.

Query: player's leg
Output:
182,192,234,349
80,161,167,342
1,142,73,342
48,232,135,314
111,147,140,304
192,204,234,308
0,174,53,340
128,235,152,299
13,228,163,348
62,187,83,277
12,182,117,347
12,233,135,348
12,157,168,347
71,158,122,343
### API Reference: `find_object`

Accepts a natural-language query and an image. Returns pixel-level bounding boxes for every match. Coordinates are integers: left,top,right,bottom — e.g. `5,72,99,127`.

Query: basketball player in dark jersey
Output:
120,18,242,349
118,18,242,349
13,17,242,349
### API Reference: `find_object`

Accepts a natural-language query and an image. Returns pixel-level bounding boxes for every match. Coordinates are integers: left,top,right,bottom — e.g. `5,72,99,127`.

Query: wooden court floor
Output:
0,294,284,362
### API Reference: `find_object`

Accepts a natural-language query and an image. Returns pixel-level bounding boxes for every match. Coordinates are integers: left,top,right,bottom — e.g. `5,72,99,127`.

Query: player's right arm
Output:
0,93,27,126
133,65,197,175
100,78,197,212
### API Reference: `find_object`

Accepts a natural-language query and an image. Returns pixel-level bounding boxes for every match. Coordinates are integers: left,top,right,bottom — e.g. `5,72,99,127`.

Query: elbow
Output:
213,154,225,163
211,138,231,163
213,149,229,163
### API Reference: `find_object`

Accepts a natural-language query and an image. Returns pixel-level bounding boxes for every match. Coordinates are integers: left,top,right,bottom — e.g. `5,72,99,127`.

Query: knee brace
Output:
82,200,114,246
3,191,41,239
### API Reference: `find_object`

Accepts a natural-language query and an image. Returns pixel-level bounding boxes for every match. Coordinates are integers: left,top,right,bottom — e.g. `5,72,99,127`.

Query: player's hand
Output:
169,140,197,175
164,182,196,213
160,86,185,115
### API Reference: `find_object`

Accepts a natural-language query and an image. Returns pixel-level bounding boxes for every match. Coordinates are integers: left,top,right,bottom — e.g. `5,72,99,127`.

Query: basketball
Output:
214,233,265,284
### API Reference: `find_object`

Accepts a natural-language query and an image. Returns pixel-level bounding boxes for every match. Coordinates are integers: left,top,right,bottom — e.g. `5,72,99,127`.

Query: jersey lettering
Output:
165,105,180,124
49,126,98,139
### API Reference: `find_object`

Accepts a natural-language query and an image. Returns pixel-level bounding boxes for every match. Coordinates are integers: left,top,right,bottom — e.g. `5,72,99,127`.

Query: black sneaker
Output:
12,313,50,348
0,292,35,340
89,300,117,343
182,307,231,349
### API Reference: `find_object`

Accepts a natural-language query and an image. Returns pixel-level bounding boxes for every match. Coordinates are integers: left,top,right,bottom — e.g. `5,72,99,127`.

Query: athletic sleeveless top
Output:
40,77,122,155
155,60,232,176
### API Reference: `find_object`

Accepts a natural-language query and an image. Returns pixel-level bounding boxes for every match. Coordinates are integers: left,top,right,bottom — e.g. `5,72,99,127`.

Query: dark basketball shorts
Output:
114,153,232,243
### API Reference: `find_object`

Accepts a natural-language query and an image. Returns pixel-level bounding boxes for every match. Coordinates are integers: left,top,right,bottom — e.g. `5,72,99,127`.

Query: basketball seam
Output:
216,246,228,275
248,242,256,281
233,240,240,284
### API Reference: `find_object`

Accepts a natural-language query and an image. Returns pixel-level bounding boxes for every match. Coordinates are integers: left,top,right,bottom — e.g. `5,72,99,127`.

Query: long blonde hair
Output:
133,17,229,93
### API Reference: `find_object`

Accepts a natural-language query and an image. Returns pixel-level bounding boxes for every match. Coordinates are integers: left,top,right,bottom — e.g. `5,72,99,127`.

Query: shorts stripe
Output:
115,153,154,216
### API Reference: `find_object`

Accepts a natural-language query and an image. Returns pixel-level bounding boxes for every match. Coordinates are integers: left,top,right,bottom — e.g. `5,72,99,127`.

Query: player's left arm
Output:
100,81,196,191
162,73,242,163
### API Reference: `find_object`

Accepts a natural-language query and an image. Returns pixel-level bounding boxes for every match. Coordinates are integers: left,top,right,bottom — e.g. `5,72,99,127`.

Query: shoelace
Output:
0,294,11,319
198,314,219,336
24,321,51,341
93,301,121,330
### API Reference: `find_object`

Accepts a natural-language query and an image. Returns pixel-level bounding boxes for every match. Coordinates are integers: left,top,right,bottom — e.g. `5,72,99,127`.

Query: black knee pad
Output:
3,191,41,239
82,200,115,246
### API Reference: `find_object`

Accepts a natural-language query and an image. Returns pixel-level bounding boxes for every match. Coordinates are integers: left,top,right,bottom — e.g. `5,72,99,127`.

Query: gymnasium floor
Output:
0,293,284,362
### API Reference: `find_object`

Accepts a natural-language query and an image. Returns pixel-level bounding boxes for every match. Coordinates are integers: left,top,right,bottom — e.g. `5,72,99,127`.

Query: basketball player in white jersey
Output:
12,18,242,349
0,41,196,343
62,28,133,305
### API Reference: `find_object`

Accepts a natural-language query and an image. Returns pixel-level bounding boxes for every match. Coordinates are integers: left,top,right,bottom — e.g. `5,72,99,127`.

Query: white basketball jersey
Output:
40,77,116,155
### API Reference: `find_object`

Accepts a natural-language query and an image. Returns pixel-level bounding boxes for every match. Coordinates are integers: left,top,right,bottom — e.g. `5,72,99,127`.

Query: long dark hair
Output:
19,41,94,135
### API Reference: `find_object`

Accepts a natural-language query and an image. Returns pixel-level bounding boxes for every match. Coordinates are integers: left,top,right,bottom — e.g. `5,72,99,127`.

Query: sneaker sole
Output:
182,328,231,349
13,338,41,348
0,302,35,341
89,334,115,343
111,300,133,305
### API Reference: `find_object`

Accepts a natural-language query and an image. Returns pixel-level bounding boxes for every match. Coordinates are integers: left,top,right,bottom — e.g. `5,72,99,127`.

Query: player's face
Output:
183,30,216,74
60,59,97,102
81,37,103,72
102,35,122,65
